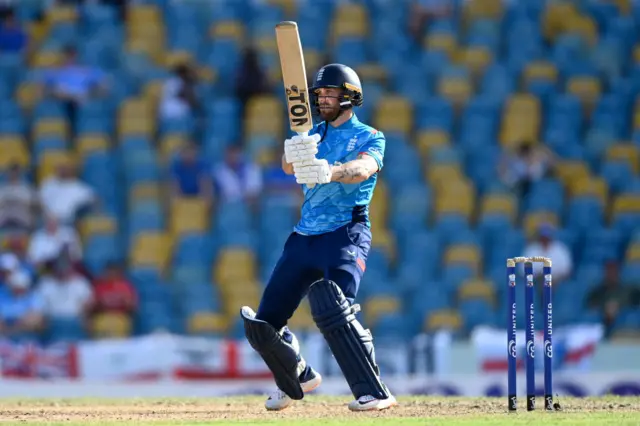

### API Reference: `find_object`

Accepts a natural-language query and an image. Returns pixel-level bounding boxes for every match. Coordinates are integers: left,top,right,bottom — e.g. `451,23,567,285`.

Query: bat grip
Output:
297,131,315,189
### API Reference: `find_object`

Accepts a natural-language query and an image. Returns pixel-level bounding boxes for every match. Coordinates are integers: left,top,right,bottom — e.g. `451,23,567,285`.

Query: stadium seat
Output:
91,312,132,339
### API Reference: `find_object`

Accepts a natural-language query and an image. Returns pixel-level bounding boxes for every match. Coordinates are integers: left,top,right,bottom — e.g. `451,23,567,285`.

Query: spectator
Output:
522,223,573,285
0,163,38,233
212,144,262,206
39,159,96,224
90,261,137,317
170,142,213,204
27,214,82,270
586,261,640,336
41,45,108,137
159,62,200,122
4,235,36,280
235,46,271,108
0,9,27,53
408,0,453,44
37,255,93,323
0,251,19,291
498,141,555,197
0,270,44,342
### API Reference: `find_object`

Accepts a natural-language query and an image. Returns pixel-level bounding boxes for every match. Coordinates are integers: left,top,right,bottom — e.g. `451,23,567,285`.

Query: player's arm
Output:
330,153,379,184
282,153,294,175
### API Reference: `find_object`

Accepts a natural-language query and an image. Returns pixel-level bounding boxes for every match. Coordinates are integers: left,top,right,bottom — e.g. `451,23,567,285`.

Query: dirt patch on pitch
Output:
0,397,637,423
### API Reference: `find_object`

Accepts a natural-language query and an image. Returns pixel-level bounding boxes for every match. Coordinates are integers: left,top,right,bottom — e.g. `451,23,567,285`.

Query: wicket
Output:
506,256,553,412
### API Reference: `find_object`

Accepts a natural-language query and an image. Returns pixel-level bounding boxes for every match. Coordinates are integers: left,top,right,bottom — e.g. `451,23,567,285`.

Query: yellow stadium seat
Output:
634,45,640,64
47,5,77,24
554,160,590,185
417,130,450,158
91,312,132,339
458,47,492,77
219,281,261,317
435,197,473,221
142,80,165,104
611,194,640,217
425,309,463,332
130,232,172,271
355,64,387,84
427,164,465,188
369,179,388,227
500,94,541,147
424,33,457,58
126,37,164,63
570,177,608,204
462,0,504,23
197,66,216,84
268,0,298,17
564,15,597,46
79,215,116,240
77,134,109,156
606,144,639,175
245,95,284,139
30,50,62,68
287,301,315,331
188,312,227,335
437,77,472,107
38,150,75,182
371,228,396,262
161,134,187,162
118,119,155,138
163,50,193,68
27,21,48,46
434,178,474,198
542,2,578,42
458,279,496,304
444,244,482,274
332,3,368,40
128,5,161,23
0,137,29,169
480,193,517,223
524,211,559,238
523,61,558,85
129,182,162,204
373,95,412,134
303,49,322,78
364,296,400,326
170,198,209,236
613,0,631,15
209,20,245,42
33,119,68,140
567,76,601,108
214,249,257,285
119,98,154,118
16,82,42,111
626,244,640,263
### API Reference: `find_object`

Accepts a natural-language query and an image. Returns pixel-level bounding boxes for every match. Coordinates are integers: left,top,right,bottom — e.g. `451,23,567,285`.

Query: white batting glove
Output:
294,158,332,185
284,133,321,164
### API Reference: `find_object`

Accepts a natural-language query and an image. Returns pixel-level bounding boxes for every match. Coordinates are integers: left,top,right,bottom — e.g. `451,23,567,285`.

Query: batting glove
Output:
294,158,332,185
284,133,321,164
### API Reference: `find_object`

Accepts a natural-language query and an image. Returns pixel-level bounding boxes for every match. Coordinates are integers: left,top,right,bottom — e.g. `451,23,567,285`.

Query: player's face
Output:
315,87,342,120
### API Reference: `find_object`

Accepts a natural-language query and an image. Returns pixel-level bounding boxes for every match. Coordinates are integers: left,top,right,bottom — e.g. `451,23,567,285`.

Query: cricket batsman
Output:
240,64,397,412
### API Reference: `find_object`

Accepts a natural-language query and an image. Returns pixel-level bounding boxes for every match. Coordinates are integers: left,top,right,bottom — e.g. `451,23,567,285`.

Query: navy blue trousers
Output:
256,222,372,330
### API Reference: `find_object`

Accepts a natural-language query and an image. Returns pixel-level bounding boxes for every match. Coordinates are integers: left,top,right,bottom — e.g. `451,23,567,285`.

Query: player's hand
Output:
294,158,332,185
284,133,321,164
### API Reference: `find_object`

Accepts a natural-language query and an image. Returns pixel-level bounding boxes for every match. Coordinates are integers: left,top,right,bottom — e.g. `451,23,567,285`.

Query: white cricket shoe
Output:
264,371,322,411
348,394,398,411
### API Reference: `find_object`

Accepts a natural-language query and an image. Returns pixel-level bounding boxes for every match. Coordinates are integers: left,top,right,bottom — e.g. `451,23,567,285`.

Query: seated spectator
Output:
27,214,82,270
40,45,108,136
212,144,262,206
170,142,212,204
159,62,200,122
0,163,38,233
39,160,96,224
0,270,44,343
0,251,19,292
0,9,27,53
90,261,137,317
586,261,640,336
408,0,454,44
5,234,37,280
37,255,93,323
522,223,572,285
235,46,271,108
498,141,555,197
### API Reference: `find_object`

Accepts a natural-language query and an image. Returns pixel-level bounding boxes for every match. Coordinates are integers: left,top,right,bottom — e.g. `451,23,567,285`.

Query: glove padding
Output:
294,158,332,185
284,133,321,164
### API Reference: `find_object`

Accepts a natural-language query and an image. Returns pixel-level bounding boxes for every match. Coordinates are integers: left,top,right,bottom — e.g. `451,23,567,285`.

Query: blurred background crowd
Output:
0,0,639,347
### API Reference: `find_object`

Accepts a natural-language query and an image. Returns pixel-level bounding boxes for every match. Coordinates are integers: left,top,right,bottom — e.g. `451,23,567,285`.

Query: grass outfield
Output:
0,396,639,425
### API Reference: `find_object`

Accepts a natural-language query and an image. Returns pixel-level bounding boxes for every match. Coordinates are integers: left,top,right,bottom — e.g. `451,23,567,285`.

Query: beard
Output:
318,105,340,121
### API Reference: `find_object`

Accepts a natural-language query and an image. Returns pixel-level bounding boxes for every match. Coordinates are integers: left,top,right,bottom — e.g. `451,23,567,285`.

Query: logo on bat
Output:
286,85,309,127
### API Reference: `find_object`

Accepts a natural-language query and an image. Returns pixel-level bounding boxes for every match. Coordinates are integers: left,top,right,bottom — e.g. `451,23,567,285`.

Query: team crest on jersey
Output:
347,136,358,151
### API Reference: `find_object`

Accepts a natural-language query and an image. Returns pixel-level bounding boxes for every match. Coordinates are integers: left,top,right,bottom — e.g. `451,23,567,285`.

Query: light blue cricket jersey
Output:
294,114,385,235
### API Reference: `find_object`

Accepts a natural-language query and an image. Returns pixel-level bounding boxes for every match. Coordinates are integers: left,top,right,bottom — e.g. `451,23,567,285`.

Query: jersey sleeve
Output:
359,131,385,171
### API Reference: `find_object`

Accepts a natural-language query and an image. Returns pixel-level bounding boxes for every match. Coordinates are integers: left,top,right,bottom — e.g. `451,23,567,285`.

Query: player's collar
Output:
329,113,359,131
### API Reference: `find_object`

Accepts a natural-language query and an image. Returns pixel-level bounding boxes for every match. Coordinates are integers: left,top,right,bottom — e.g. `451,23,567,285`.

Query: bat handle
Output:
297,131,315,189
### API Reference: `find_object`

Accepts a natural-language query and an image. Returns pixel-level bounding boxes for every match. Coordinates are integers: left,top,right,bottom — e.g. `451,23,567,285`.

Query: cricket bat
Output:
275,21,316,187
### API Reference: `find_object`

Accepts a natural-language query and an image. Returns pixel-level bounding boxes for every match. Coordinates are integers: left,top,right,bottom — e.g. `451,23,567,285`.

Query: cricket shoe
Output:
348,394,398,412
265,369,322,411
